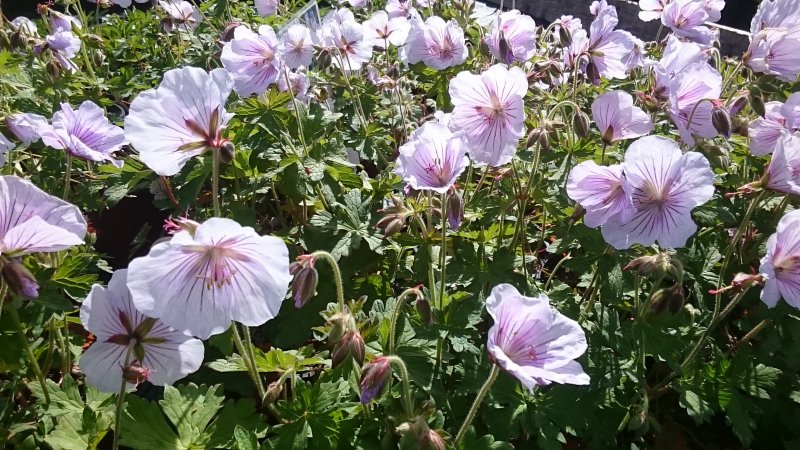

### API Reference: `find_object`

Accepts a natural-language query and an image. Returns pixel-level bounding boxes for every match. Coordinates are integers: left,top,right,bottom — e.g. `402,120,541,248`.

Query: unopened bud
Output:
419,429,447,450
650,283,684,315
701,143,731,169
711,105,732,138
478,38,491,59
264,381,283,403
328,310,356,344
415,297,433,326
93,49,105,67
558,26,571,46
732,117,749,137
220,22,242,43
46,60,61,79
749,88,766,117
122,361,152,386
387,64,400,79
219,141,235,164
729,95,748,118
2,260,39,298
538,128,551,151
289,255,318,308
572,111,591,139
359,357,392,404
586,61,600,86
497,30,514,64
446,190,464,230
314,48,332,70
332,330,365,368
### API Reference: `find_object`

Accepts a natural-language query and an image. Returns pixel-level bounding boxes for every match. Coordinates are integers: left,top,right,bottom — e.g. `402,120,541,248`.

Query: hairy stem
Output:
454,364,500,446
312,251,345,307
112,345,134,450
388,288,420,354
8,299,50,403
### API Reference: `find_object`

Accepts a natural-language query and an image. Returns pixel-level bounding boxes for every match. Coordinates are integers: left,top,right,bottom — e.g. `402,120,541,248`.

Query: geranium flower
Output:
0,133,12,165
125,66,234,176
448,64,527,167
6,113,49,145
661,0,715,45
567,2,634,81
750,102,789,156
255,0,278,16
760,209,800,309
601,136,715,249
486,284,589,390
638,0,670,22
668,62,722,145
0,175,86,257
591,90,653,145
765,132,800,195
386,0,415,19
279,24,315,69
745,0,800,82
278,69,311,108
621,31,647,70
45,29,81,72
127,218,292,339
653,36,708,98
80,269,204,393
319,19,373,71
41,102,126,167
405,16,468,70
11,17,38,36
485,10,537,64
567,161,634,228
221,25,282,97
395,122,468,193
49,11,81,32
363,11,411,48
159,1,201,32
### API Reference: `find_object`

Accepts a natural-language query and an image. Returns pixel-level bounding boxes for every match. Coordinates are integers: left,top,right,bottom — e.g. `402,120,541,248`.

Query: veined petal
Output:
3,216,83,254
0,176,86,240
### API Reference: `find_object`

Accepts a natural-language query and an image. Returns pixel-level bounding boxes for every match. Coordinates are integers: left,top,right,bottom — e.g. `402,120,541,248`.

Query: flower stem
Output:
7,300,50,403
212,148,221,216
725,318,772,357
312,251,345,307
63,153,72,200
240,324,263,398
439,192,448,308
112,345,134,450
230,324,266,401
385,355,414,417
454,364,500,446
388,288,420,354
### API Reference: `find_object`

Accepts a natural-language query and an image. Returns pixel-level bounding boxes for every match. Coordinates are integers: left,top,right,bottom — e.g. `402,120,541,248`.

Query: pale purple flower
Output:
486,284,589,390
749,102,788,156
41,102,126,167
363,11,411,49
638,0,671,22
49,11,81,32
653,35,708,98
661,0,715,45
395,122,468,193
80,269,204,393
0,133,12,165
11,17,38,36
386,0,416,19
125,67,233,176
765,132,800,195
0,175,86,257
45,30,81,73
127,217,292,339
591,91,653,144
486,10,537,64
255,0,278,17
745,0,800,81
340,0,367,9
668,62,722,145
93,0,148,7
279,24,315,69
221,25,281,97
448,64,527,167
621,31,647,70
6,113,49,145
760,209,800,308
567,161,634,228
569,2,635,81
278,69,311,108
159,1,202,32
783,92,800,130
703,0,725,22
601,136,714,249
404,16,468,70
556,15,583,35
323,7,356,26
320,19,373,71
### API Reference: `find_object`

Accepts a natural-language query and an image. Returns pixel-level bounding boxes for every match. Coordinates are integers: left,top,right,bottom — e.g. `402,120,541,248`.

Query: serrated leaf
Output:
160,384,224,449
120,395,181,450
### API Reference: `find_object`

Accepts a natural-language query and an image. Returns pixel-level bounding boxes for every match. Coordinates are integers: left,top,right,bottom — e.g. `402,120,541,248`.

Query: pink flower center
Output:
197,246,237,289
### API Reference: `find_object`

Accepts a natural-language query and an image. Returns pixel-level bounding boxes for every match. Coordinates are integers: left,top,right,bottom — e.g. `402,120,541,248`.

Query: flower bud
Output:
749,89,766,117
415,296,433,326
46,60,61,79
572,111,591,139
729,95,748,118
332,330,365,368
122,361,152,386
586,61,600,86
219,141,235,164
478,38,491,59
526,128,543,148
163,217,200,235
731,272,764,291
711,105,732,138
537,128,551,151
314,48,332,70
558,26,571,46
446,190,464,230
649,283,684,315
623,254,662,276
2,260,39,298
264,381,283,403
289,255,318,308
700,143,731,170
419,429,447,450
220,22,242,43
328,310,356,345
732,117,749,137
497,30,514,64
360,357,392,404
93,49,105,67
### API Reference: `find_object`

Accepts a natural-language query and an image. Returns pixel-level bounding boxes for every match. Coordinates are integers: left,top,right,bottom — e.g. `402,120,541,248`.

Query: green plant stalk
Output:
725,318,772,357
544,252,571,291
240,325,263,400
413,216,437,308
453,364,500,446
112,344,134,450
721,60,745,104
63,153,73,200
439,191,448,308
282,69,309,156
388,288,419,354
230,324,266,401
386,355,414,417
312,251,345,307
212,148,222,216
7,299,50,403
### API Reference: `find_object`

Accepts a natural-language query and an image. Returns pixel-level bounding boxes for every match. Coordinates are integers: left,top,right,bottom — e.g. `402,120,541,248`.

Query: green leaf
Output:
120,395,181,450
160,384,224,449
233,425,258,450
44,407,112,450
725,393,756,446
206,399,268,448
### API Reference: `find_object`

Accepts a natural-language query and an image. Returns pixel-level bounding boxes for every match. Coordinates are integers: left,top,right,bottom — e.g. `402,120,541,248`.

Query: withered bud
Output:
731,273,764,291
387,64,400,79
711,105,732,138
572,111,591,139
93,49,106,67
732,117,749,137
649,283,684,315
701,143,731,170
419,429,447,450
219,141,235,164
46,60,61,79
331,330,365,368
121,361,152,386
558,26,572,46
